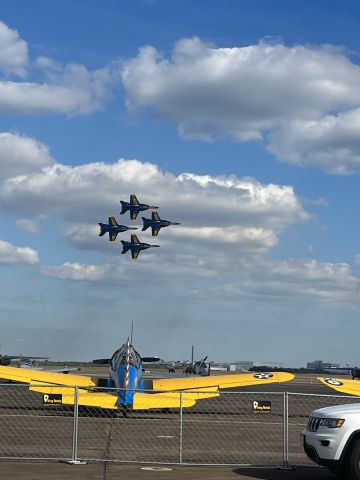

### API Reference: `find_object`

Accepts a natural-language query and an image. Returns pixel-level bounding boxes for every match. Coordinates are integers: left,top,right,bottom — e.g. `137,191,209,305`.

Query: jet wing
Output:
151,227,160,237
0,365,95,387
130,211,139,220
109,216,118,227
130,194,139,206
110,232,118,242
131,234,140,244
152,211,160,222
132,250,140,260
151,372,294,392
317,377,360,396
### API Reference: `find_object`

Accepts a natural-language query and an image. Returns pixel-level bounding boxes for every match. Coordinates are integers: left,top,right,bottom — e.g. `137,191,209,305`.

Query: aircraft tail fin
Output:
120,201,128,215
98,223,107,236
121,240,130,254
142,217,150,231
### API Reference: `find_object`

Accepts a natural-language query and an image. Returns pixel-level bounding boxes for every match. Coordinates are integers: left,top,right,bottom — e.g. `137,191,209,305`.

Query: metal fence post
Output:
179,392,183,464
67,385,86,465
283,391,289,468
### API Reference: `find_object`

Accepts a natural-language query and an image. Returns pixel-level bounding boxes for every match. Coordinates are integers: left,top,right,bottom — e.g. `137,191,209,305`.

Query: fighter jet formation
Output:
98,194,180,259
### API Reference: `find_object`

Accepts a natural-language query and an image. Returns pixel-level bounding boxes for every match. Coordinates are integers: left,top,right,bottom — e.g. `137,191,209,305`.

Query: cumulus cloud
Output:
0,132,54,180
268,108,360,174
0,239,38,265
0,159,308,260
0,20,118,115
122,37,360,173
0,21,28,77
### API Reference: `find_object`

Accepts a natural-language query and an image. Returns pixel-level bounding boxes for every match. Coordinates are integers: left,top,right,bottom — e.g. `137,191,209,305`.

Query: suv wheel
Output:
345,439,360,480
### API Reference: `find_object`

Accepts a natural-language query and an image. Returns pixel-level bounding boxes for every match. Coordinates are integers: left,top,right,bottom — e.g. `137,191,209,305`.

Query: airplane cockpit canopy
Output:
111,344,141,371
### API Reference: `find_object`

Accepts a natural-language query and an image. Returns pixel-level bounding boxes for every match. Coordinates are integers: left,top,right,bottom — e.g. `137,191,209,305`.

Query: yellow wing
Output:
152,372,294,392
132,389,220,410
29,385,118,409
109,216,117,227
0,365,95,387
318,377,360,396
152,211,160,222
0,366,117,410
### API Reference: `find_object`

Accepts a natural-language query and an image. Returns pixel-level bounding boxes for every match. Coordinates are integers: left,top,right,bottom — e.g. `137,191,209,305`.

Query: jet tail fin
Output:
120,201,128,215
142,217,150,231
121,240,130,254
99,223,107,236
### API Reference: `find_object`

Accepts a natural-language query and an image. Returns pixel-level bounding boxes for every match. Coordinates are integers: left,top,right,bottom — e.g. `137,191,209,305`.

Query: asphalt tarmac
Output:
0,462,336,480
0,374,354,479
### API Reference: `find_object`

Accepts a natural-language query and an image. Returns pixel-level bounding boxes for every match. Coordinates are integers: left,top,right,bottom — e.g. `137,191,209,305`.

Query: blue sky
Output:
0,1,360,365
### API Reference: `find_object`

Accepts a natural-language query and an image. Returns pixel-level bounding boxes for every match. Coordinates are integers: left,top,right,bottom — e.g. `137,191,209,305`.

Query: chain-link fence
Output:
0,383,359,467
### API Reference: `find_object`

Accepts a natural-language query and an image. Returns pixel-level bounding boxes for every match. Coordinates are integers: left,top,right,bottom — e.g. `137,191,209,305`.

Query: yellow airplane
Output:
0,340,294,412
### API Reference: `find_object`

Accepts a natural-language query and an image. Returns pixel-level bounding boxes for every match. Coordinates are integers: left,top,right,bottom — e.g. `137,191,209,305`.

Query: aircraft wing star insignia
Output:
253,373,273,380
324,378,343,386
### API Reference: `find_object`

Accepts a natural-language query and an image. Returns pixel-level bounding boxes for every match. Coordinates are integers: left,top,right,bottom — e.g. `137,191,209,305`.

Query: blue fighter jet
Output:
98,216,137,242
121,234,159,259
142,211,180,236
120,194,159,221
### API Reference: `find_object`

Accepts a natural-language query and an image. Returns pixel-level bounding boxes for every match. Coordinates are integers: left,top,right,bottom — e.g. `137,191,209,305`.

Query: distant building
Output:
307,360,340,370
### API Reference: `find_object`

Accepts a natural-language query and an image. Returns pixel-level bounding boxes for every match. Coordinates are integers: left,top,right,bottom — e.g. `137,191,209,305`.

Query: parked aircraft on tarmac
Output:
120,194,159,221
0,339,294,413
184,355,210,376
323,365,360,380
142,211,180,237
121,234,159,259
0,354,49,366
98,216,137,242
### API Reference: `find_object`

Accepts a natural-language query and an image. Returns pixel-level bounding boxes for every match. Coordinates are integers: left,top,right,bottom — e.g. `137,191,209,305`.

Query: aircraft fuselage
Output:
108,342,145,407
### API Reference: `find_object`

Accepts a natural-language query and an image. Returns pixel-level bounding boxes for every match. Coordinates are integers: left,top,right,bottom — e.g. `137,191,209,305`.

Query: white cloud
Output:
0,21,28,77
0,132,54,180
0,20,118,115
41,262,107,281
0,64,117,115
16,218,39,235
268,108,360,174
122,37,360,173
0,159,308,261
0,239,38,265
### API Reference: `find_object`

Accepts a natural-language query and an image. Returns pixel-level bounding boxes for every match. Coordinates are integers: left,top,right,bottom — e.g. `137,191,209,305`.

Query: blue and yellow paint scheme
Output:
0,340,294,411
120,194,159,221
121,234,159,259
98,216,137,242
142,211,180,237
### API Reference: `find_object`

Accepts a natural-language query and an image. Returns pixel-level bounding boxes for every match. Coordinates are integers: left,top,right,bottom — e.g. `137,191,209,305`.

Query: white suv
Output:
303,403,360,478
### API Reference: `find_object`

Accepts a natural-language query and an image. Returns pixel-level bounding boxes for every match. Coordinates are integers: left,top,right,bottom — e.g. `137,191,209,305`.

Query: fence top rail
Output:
287,391,360,400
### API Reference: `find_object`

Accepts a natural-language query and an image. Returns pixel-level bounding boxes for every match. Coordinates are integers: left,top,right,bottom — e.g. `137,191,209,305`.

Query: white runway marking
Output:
157,435,174,438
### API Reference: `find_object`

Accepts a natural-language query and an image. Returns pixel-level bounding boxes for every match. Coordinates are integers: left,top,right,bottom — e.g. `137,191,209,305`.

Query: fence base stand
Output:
276,465,296,471
62,460,87,465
